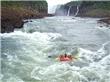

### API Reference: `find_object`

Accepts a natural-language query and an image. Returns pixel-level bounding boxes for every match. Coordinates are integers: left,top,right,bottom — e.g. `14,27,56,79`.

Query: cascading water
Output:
46,0,58,14
67,6,72,16
67,5,80,16
74,5,80,17
47,0,74,14
1,16,110,82
48,5,58,14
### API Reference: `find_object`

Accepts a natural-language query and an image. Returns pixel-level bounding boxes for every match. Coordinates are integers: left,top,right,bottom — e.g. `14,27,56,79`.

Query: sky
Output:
46,0,74,5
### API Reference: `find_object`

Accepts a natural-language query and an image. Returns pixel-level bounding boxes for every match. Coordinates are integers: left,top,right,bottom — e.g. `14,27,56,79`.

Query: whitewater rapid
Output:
1,16,110,82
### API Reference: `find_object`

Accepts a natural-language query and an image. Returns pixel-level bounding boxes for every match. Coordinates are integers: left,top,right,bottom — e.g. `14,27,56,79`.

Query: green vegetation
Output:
1,1,47,13
80,1,110,10
66,1,110,10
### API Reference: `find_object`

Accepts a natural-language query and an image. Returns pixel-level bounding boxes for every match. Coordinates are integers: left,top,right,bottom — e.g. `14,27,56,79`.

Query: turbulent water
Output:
1,16,110,82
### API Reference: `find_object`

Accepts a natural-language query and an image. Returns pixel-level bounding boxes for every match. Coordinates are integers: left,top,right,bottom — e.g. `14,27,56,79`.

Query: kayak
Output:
54,55,73,62
48,54,78,62
59,57,72,61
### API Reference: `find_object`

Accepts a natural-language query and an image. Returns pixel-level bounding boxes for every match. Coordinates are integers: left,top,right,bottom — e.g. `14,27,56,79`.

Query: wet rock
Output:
98,18,110,28
1,7,24,33
99,18,110,25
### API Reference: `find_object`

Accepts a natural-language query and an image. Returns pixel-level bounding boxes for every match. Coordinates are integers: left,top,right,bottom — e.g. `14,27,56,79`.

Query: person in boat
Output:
48,53,77,61
59,53,73,61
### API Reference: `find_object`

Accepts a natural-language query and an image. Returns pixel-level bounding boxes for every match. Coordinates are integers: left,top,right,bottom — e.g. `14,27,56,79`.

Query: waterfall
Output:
74,5,79,17
48,5,58,14
46,0,74,15
67,5,80,16
67,6,72,16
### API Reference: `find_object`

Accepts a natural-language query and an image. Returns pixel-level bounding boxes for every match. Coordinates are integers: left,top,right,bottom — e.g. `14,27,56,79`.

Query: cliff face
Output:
1,1,48,33
55,1,110,17
55,1,80,16
78,1,110,17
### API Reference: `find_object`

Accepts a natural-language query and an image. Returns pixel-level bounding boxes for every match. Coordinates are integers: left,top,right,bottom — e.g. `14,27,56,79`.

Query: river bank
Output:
98,18,110,26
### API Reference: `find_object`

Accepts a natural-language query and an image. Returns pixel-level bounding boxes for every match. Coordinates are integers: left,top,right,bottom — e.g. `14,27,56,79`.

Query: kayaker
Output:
59,53,73,61
64,53,67,57
48,53,77,62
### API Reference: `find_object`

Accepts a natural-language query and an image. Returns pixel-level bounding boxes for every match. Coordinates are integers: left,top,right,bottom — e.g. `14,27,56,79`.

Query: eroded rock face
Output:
1,1,48,33
1,7,24,33
55,1,110,17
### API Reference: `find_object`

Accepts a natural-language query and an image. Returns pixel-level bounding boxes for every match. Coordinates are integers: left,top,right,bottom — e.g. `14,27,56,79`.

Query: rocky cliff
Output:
55,1,110,17
1,1,48,33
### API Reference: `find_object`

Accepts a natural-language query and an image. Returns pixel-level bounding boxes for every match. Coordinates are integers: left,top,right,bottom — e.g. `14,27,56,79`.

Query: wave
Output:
1,17,110,82
30,41,110,82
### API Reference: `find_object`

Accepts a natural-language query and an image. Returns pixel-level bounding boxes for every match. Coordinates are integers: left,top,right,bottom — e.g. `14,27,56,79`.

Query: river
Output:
1,16,110,82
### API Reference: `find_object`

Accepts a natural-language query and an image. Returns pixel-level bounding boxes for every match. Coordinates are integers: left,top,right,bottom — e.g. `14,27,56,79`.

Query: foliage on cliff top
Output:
66,1,110,10
1,1,48,13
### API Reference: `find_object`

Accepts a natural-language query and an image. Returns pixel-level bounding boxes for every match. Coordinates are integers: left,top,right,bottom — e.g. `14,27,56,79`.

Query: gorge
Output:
1,1,110,82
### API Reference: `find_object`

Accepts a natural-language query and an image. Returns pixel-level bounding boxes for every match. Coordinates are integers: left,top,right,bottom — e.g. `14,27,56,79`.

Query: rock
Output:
1,1,48,33
98,18,110,28
1,7,24,33
55,1,110,17
47,14,55,17
99,18,110,25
